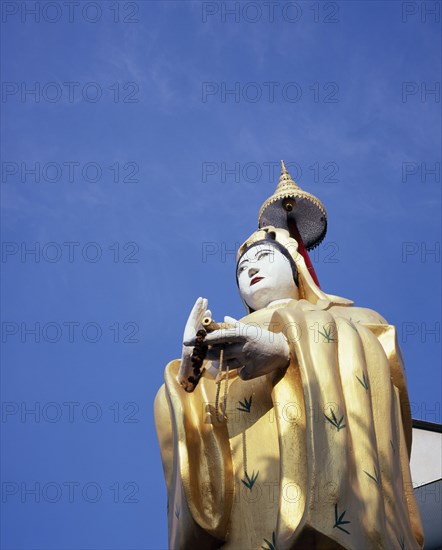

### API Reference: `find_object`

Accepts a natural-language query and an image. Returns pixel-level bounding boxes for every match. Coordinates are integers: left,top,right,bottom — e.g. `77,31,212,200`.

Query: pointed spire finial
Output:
258,157,328,250
277,160,299,191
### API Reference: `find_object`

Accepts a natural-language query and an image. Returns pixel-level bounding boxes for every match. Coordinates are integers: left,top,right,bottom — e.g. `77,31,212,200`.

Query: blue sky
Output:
1,1,441,549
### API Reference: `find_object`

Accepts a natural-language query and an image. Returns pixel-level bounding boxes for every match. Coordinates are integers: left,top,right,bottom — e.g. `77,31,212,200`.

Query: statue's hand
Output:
181,296,211,366
204,316,290,380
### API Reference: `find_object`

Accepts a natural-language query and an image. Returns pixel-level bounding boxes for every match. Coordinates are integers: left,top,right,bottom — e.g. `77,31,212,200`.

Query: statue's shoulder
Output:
329,304,388,325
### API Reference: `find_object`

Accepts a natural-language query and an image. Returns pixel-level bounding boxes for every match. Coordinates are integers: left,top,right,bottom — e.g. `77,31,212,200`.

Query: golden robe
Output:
155,299,424,549
154,228,424,550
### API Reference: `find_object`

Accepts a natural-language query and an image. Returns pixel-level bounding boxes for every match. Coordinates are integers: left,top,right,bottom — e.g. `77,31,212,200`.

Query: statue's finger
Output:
183,335,196,347
187,297,204,325
184,298,207,340
204,329,244,344
206,343,243,361
194,298,208,326
225,357,243,370
221,343,244,360
224,315,239,325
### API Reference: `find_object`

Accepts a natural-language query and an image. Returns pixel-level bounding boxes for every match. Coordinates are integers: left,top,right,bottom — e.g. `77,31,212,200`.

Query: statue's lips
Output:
250,276,264,286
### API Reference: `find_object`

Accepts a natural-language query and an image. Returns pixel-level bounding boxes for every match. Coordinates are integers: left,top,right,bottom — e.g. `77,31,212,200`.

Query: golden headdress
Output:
258,161,327,250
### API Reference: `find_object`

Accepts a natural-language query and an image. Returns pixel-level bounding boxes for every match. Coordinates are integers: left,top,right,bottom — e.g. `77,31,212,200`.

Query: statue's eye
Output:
257,251,270,260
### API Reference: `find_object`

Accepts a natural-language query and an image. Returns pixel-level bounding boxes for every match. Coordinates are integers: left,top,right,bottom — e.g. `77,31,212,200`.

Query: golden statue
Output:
154,162,424,549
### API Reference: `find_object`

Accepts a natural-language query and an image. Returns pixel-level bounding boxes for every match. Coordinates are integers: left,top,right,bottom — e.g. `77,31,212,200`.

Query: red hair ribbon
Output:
287,218,321,288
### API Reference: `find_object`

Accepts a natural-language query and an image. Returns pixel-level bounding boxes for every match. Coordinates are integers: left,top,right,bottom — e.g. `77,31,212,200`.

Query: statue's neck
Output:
265,298,295,309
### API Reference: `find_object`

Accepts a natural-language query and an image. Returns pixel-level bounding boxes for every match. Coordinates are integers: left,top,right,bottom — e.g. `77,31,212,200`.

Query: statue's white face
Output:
237,243,299,311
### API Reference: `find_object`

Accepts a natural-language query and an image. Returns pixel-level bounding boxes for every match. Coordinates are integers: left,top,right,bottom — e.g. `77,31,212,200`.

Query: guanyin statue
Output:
154,162,424,550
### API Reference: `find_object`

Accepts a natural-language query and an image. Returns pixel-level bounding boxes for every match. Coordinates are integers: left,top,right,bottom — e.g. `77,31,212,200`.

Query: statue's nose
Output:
248,267,259,278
